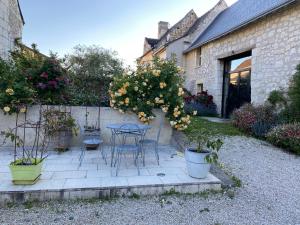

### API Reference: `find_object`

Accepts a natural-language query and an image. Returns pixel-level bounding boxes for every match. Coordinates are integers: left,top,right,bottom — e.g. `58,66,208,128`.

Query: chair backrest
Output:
156,120,163,144
116,123,143,144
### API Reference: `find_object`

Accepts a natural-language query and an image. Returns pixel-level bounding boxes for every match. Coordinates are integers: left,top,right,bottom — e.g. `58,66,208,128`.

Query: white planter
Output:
185,148,211,179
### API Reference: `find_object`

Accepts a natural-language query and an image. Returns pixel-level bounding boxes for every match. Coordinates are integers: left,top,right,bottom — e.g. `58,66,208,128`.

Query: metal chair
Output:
113,124,144,176
79,126,106,168
139,120,163,166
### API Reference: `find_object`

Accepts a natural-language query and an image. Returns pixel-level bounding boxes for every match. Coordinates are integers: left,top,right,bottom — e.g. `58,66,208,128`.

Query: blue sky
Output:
19,0,237,66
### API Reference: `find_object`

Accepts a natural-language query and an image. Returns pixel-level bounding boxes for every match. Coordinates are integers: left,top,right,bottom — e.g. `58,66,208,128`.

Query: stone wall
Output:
0,0,23,59
155,10,197,51
167,0,227,69
184,3,300,113
0,106,173,148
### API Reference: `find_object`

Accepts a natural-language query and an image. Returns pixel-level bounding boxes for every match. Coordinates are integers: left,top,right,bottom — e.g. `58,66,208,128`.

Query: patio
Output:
0,145,221,204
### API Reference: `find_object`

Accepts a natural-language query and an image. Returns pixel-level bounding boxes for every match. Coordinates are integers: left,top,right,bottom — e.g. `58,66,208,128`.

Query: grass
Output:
185,117,243,137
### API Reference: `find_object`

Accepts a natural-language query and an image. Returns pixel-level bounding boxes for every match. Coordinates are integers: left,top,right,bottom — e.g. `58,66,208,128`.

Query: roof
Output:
184,0,227,37
185,0,296,53
17,0,25,25
145,38,159,48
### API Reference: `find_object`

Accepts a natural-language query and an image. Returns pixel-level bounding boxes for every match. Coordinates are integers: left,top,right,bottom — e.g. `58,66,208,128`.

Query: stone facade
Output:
184,2,300,113
168,0,227,68
154,10,197,52
0,0,23,59
139,0,227,68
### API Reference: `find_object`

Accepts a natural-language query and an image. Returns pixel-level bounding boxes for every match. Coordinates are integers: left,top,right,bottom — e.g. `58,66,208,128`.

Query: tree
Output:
64,45,124,106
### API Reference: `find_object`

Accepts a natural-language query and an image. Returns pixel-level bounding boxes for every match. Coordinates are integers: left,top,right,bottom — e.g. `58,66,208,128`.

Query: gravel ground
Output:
1,136,300,225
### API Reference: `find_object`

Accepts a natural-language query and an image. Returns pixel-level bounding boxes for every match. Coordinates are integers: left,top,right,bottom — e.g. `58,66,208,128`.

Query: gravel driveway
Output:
1,136,299,225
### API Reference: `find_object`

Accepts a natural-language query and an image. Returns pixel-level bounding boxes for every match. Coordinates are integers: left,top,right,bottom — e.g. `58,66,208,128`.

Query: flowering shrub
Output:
231,104,257,132
267,123,300,154
11,44,69,104
109,59,191,130
0,59,35,114
232,103,278,136
30,57,69,104
184,91,217,116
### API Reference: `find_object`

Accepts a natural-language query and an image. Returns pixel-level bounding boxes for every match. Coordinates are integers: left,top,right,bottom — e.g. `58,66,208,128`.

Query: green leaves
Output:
109,58,190,129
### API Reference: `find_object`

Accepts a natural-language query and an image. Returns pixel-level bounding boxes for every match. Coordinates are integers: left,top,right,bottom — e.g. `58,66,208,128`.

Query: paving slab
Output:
0,145,221,204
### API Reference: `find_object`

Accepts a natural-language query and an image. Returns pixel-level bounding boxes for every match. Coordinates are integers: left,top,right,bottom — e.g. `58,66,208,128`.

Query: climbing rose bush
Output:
109,59,191,130
0,59,35,114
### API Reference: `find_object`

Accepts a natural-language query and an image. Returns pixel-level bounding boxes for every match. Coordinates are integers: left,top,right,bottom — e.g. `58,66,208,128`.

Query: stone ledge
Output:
0,182,221,205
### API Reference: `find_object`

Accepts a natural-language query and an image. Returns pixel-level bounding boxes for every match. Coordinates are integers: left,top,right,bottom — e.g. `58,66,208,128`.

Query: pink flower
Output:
40,72,48,79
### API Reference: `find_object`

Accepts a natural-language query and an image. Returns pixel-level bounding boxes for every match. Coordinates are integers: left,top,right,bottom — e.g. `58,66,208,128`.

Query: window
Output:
196,48,202,66
197,83,203,93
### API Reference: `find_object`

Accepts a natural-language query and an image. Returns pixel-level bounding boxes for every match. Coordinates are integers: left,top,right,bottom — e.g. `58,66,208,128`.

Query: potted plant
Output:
185,129,223,179
1,110,48,185
43,108,78,152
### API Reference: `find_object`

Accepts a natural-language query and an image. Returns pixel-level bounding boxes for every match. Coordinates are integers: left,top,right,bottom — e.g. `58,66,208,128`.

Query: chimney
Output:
158,21,169,39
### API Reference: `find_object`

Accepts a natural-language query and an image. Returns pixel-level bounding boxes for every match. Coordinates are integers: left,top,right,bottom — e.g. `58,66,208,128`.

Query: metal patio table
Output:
106,123,151,166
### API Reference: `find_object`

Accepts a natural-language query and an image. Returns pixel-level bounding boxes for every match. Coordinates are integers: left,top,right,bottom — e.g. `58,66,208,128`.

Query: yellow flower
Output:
125,98,130,104
138,112,145,117
177,66,185,74
178,87,184,96
162,106,168,113
173,111,181,118
152,69,161,77
118,87,127,95
5,88,14,96
124,82,130,88
3,106,10,112
159,82,167,89
20,108,26,113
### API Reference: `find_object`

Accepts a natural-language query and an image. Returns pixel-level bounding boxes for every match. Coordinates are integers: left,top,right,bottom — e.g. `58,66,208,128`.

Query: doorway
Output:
222,52,252,118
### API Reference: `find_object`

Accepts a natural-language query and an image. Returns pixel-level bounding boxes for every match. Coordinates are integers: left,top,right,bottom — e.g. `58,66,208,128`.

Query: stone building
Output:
0,0,24,59
139,1,228,66
140,0,300,117
183,0,300,117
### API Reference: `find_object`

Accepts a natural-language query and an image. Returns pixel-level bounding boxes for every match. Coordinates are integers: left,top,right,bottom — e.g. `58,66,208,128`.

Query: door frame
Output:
221,51,252,118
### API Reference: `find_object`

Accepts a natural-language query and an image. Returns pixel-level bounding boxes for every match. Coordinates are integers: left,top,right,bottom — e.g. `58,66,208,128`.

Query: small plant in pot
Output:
1,114,48,185
185,129,223,179
43,108,78,152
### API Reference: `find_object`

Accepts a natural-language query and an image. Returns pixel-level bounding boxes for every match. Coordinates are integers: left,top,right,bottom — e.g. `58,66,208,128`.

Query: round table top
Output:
106,123,151,131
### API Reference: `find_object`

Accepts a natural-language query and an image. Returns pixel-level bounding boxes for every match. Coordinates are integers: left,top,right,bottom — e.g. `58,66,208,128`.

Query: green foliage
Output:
43,109,78,136
109,58,190,130
10,44,69,104
267,123,300,154
288,64,300,121
267,89,287,107
0,58,36,114
64,45,124,106
186,127,223,164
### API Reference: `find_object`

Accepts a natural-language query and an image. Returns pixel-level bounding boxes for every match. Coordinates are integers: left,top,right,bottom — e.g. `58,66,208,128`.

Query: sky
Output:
19,0,238,67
